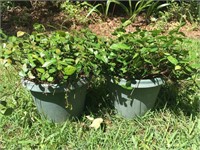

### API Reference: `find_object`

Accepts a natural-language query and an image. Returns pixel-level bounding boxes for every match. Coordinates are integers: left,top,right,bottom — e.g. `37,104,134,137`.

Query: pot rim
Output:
22,78,88,93
110,77,164,88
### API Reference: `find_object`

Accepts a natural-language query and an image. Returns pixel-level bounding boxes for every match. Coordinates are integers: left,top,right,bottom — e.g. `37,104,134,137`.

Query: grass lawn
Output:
0,38,200,149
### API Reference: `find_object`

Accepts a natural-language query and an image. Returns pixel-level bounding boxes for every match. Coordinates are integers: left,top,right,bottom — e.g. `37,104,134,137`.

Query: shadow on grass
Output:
84,81,114,118
84,80,200,119
155,82,200,117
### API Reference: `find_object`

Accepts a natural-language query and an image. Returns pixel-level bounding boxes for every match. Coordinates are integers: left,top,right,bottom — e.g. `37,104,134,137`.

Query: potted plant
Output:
104,27,196,119
0,25,104,123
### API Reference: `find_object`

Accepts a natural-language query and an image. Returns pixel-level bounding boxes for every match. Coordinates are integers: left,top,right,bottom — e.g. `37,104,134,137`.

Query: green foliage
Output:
60,0,90,25
85,3,103,19
0,64,20,117
145,1,170,23
85,0,170,26
84,1,116,18
71,29,107,78
159,0,200,24
0,1,15,12
129,0,156,20
121,0,170,27
106,27,197,81
1,23,197,84
84,1,126,19
104,0,134,17
0,26,105,84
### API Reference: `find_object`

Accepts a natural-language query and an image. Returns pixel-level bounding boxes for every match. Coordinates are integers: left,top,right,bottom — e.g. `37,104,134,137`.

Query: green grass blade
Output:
106,0,130,16
85,3,103,19
157,3,171,10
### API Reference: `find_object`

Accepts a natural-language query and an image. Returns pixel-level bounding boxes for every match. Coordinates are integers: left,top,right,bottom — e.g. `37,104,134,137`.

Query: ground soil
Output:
1,5,200,39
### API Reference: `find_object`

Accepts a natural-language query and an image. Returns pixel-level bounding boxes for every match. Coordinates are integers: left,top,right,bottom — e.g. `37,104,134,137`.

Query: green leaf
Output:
85,3,102,18
64,58,75,63
58,65,62,71
40,52,45,57
164,53,170,56
41,74,46,81
44,73,50,78
55,49,61,54
36,68,45,73
96,54,108,63
4,108,13,116
175,65,181,70
63,76,68,79
185,66,193,73
157,3,170,10
110,43,130,50
151,30,161,36
150,48,158,52
167,56,178,65
47,77,54,82
30,62,36,68
38,57,44,64
33,23,45,32
19,71,26,77
64,65,76,75
133,53,139,59
41,72,50,81
22,64,28,73
120,84,133,90
56,30,66,37
49,68,56,73
42,59,56,68
122,20,132,27
144,59,153,65
106,0,130,16
18,140,38,145
4,50,12,55
0,101,7,107
9,36,17,42
120,67,127,73
28,71,35,79
32,55,44,64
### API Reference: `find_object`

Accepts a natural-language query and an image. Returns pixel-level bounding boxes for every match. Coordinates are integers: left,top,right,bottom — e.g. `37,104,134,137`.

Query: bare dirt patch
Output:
1,6,200,39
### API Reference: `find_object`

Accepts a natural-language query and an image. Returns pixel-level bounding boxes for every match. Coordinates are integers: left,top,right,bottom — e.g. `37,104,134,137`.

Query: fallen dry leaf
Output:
89,118,103,130
17,31,25,37
86,115,94,121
